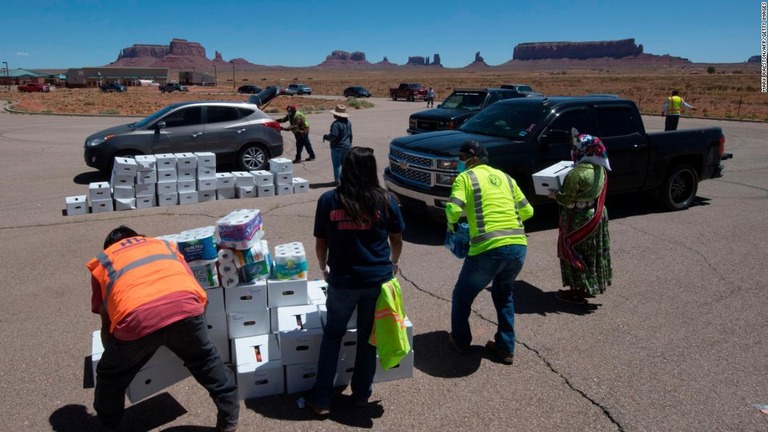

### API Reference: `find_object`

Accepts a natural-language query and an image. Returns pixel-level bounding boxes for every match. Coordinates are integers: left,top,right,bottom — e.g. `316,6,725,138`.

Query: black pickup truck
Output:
408,87,530,134
384,96,731,220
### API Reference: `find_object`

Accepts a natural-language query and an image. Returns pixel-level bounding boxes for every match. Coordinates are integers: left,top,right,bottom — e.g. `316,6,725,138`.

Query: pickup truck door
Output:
152,106,206,154
539,107,596,167
594,105,649,192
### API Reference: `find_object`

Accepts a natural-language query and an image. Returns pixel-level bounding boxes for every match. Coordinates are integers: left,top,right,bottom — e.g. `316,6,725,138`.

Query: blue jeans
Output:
331,146,350,182
451,244,527,353
296,134,315,159
94,314,239,428
311,283,380,409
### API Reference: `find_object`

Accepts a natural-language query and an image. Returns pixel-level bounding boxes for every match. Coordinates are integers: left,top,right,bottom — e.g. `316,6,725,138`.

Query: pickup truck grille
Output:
414,120,438,132
388,147,433,187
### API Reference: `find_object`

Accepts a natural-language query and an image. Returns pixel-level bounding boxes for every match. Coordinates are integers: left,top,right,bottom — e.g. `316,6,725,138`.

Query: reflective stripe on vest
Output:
97,240,179,311
466,171,525,245
668,96,682,115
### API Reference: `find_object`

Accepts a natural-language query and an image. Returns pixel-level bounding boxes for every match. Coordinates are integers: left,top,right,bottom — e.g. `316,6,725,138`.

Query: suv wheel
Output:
239,143,268,171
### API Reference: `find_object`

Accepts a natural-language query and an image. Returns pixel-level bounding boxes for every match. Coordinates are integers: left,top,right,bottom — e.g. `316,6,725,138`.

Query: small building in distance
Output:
65,67,169,88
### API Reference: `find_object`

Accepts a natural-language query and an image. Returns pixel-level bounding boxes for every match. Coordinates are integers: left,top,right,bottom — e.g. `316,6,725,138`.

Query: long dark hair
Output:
336,147,392,227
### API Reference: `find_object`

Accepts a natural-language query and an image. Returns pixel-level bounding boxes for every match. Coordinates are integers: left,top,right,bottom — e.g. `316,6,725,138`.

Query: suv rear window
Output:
207,106,241,124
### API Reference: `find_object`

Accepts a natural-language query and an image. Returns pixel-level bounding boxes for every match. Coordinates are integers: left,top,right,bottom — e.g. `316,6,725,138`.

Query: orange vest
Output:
87,237,207,333
667,96,683,115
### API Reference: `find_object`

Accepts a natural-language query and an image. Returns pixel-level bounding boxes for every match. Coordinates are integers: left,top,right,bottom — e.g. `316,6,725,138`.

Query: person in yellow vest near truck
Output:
662,90,696,131
445,141,533,364
86,226,239,432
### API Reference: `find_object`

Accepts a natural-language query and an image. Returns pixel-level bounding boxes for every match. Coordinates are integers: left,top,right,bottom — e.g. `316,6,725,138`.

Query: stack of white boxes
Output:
251,170,275,197
216,172,236,199
156,153,178,206
197,152,218,203
232,171,256,198
176,152,198,205
270,158,294,196
134,155,157,209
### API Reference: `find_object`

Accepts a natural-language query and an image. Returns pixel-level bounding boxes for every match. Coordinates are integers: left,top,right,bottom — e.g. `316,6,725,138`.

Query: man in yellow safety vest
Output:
662,90,696,131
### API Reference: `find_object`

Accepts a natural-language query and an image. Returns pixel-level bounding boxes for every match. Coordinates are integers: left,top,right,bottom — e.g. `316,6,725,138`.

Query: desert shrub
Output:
707,66,716,74
347,98,374,109
100,109,119,115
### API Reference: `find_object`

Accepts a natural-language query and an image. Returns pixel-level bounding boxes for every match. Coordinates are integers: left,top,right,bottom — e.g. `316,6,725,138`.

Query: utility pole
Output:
2,62,8,91
232,63,235,90
213,64,217,87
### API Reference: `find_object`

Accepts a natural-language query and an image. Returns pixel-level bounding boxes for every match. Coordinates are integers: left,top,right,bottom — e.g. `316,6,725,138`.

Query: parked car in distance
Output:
160,83,189,93
389,83,428,101
343,86,371,98
238,85,263,94
84,98,284,174
499,83,543,97
287,83,312,95
100,82,127,93
280,86,297,96
17,83,50,92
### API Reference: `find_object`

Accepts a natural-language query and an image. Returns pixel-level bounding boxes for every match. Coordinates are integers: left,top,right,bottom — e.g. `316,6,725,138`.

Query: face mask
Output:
457,160,467,173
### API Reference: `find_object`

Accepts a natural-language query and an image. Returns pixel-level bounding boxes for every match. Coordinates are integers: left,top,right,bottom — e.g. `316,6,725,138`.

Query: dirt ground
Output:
3,64,766,120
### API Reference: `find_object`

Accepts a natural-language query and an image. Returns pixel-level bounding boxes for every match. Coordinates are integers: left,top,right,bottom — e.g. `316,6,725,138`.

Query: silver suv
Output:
84,99,283,173
287,83,312,95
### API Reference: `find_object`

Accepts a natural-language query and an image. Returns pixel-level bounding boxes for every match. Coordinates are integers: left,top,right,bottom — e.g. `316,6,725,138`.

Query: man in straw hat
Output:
323,104,353,185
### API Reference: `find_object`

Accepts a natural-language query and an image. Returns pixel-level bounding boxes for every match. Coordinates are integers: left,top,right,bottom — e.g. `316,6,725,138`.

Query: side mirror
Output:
155,121,166,130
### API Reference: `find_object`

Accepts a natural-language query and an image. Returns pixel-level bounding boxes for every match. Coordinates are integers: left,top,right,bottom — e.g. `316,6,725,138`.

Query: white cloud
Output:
16,52,29,57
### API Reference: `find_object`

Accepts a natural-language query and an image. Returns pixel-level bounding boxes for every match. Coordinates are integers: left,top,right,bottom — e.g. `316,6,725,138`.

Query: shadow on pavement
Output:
412,331,482,378
245,391,383,429
49,393,187,431
513,281,600,316
74,171,107,185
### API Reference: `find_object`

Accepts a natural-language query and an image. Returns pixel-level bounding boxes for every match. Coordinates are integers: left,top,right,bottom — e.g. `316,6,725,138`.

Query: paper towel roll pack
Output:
233,240,269,267
273,242,308,280
216,209,264,249
188,259,219,289
176,226,218,262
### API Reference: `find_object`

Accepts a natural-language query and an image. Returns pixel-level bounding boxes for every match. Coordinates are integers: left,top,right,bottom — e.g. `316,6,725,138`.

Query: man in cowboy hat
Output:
276,104,316,163
322,104,353,185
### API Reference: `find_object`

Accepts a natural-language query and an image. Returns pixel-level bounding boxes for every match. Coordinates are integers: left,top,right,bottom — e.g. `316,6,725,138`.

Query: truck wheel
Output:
658,164,698,210
239,143,268,171
408,94,415,102
391,93,397,101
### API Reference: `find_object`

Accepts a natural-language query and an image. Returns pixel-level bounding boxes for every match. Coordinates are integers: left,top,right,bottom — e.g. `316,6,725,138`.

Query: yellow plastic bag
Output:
369,277,411,370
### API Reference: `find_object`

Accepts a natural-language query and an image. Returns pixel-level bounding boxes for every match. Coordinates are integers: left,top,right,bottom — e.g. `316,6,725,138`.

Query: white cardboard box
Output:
285,362,318,394
65,195,87,216
249,170,274,186
269,158,293,174
267,279,309,308
177,179,196,193
135,183,155,197
218,187,236,200
198,190,216,202
88,182,111,201
175,152,197,169
273,172,293,185
115,197,136,211
91,198,113,213
373,349,414,383
136,170,157,185
195,152,216,168
113,186,135,199
198,178,217,191
236,186,256,198
204,287,230,363
270,304,322,332
216,172,235,188
157,169,178,182
157,193,178,206
126,347,191,403
232,334,270,368
110,173,135,188
225,280,268,313
134,154,157,171
237,360,284,400
308,280,328,305
179,191,199,205
275,183,293,196
532,161,573,195
135,195,156,209
112,157,138,177
227,310,271,339
156,181,177,194
318,304,357,330
257,184,275,197
154,153,177,170
197,166,216,180
232,171,255,187
292,177,309,194
177,166,197,181
279,328,323,366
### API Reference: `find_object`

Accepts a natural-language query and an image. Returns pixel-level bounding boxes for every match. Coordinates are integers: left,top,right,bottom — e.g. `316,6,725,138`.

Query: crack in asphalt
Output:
399,271,624,431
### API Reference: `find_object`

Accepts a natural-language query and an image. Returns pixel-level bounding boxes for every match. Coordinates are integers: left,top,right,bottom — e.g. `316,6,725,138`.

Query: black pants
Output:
94,314,239,428
295,134,316,160
664,115,680,131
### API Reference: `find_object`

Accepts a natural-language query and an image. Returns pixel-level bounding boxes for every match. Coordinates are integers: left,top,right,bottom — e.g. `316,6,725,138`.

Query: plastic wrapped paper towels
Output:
188,259,219,289
273,242,307,280
216,209,264,249
176,226,218,263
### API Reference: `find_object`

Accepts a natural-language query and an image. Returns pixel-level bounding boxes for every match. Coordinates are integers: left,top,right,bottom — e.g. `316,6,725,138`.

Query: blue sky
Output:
0,0,759,70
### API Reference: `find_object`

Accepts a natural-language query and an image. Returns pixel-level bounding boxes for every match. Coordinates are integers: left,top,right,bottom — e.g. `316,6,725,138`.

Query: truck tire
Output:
391,93,397,101
658,164,698,210
408,94,415,102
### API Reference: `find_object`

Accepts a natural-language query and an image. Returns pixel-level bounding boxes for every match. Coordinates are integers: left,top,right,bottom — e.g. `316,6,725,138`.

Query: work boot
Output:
293,158,302,164
306,156,316,161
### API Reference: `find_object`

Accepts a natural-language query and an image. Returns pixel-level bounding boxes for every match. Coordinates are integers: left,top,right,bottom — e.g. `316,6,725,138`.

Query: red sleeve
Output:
91,275,103,314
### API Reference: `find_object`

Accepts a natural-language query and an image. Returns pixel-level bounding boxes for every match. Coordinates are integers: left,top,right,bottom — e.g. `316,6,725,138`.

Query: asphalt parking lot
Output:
0,98,766,431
